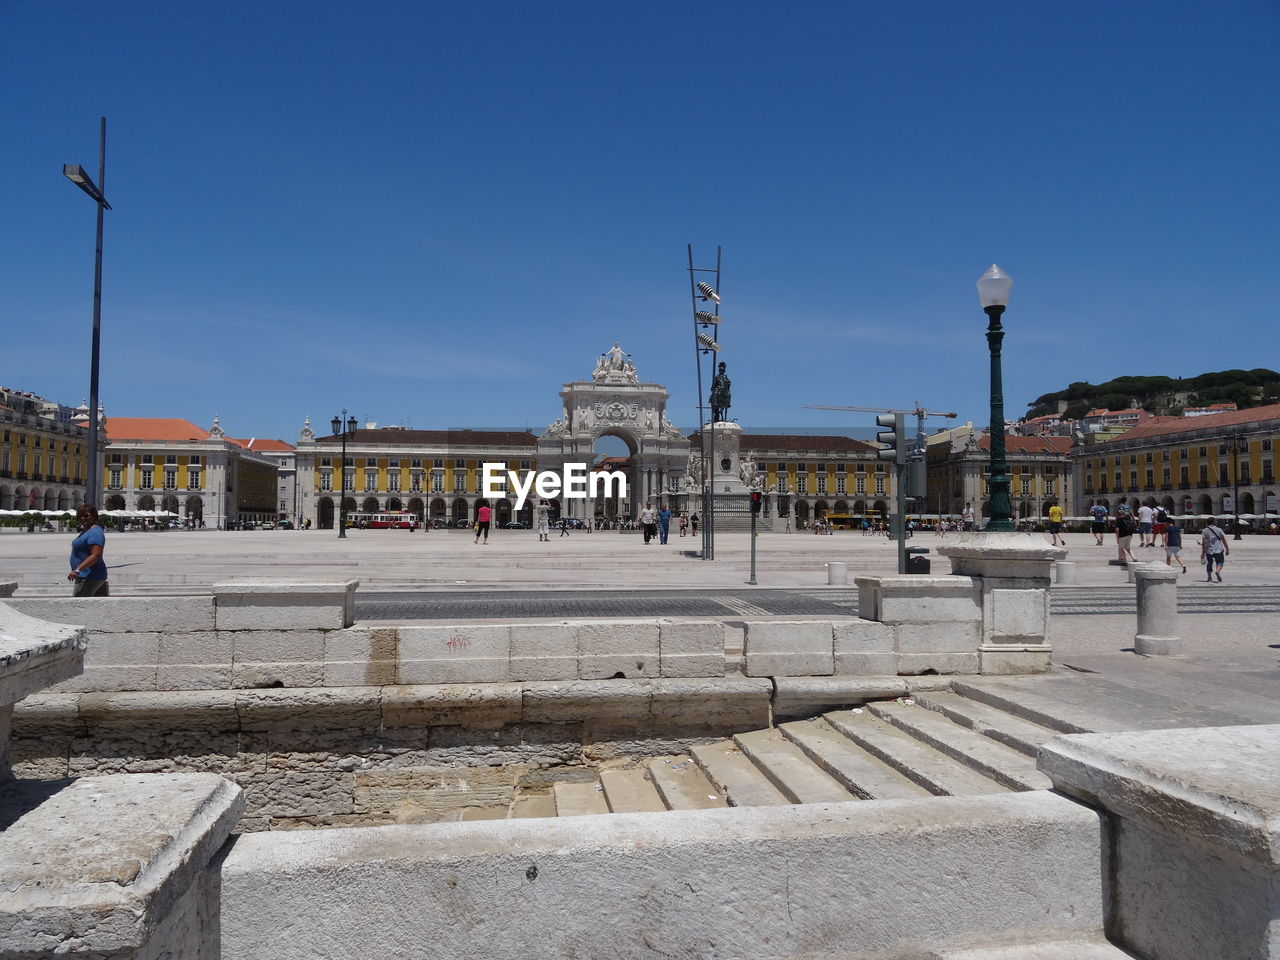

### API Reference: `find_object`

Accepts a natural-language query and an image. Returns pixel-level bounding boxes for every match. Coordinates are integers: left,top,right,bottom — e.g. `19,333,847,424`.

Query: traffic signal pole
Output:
748,490,761,584
876,413,909,575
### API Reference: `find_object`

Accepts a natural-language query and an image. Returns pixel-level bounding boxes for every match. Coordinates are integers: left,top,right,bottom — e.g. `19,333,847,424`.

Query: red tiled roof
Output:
687,433,876,453
228,437,295,452
976,435,1071,454
105,418,210,442
314,428,539,447
1103,403,1280,443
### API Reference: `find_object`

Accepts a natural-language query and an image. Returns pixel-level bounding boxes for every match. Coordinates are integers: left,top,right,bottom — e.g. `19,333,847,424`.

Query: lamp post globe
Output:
977,265,1014,533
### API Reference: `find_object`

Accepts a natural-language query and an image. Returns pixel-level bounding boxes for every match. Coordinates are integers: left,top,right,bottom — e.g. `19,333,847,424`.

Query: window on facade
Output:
1045,478,1056,495
874,476,885,495
1199,465,1208,483
1021,477,1031,495
836,462,846,473
433,459,443,468
1114,472,1122,489
409,472,422,492
320,472,332,492
796,476,807,494
1145,469,1153,487
1180,466,1189,485
188,470,200,490
521,460,531,470
1219,464,1229,485
1198,447,1207,457
836,476,846,494
166,454,177,465
389,459,399,468
855,476,866,495
110,453,123,464
816,475,827,494
1180,449,1188,459
344,457,353,467
430,471,442,493
1128,471,1137,489
388,471,400,492
410,459,422,468
109,468,122,489
343,471,355,492
1240,461,1251,483
364,472,377,492
191,455,201,465
1218,444,1227,455
320,457,332,467
163,471,178,490
1262,439,1273,452
1263,459,1273,480
141,468,153,489
453,470,465,492
141,454,152,464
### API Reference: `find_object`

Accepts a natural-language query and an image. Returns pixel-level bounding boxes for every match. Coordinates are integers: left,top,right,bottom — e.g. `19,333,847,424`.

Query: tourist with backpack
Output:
1115,509,1138,563
1201,519,1230,582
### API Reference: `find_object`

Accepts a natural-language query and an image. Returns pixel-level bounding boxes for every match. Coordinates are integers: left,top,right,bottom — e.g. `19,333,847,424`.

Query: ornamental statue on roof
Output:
592,342,639,385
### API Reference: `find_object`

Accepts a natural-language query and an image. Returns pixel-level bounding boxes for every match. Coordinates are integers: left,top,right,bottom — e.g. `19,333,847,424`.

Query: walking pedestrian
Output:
639,501,658,544
1201,518,1229,582
1153,504,1170,547
961,503,974,532
1137,503,1155,547
1090,502,1109,545
679,512,688,537
1047,503,1064,546
1164,520,1187,573
68,504,109,597
535,499,550,542
658,503,671,544
474,503,492,544
690,513,699,535
1115,509,1137,563
559,517,569,537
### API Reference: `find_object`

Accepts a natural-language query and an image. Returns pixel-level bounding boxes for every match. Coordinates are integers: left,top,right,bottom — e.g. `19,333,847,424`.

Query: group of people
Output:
1088,501,1229,580
636,502,698,544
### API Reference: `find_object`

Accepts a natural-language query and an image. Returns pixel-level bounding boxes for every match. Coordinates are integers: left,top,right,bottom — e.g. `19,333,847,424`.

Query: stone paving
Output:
5,526,1280,593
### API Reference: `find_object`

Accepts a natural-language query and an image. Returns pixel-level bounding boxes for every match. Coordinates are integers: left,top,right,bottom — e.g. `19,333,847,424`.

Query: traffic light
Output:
750,490,762,514
876,413,907,465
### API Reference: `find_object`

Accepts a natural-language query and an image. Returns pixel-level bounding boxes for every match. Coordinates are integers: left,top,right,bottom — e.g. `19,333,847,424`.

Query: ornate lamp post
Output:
977,265,1014,532
331,411,357,538
1232,435,1245,540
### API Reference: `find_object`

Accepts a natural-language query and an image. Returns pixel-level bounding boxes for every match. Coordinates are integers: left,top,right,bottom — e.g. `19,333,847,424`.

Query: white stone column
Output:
1133,564,1180,655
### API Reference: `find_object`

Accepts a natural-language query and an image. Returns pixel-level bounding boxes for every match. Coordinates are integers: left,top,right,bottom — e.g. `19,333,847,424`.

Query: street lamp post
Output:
331,411,357,538
1232,436,1244,540
687,245,723,561
63,118,112,508
977,265,1014,533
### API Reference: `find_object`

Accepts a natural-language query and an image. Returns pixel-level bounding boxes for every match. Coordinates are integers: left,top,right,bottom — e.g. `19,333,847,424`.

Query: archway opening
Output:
317,497,334,529
592,430,637,521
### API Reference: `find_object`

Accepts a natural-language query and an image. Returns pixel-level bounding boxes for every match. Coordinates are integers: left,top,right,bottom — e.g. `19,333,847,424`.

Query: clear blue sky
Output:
3,1,1277,445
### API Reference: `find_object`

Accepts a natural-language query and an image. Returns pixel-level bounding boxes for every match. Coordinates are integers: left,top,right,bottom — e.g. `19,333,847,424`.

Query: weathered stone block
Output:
773,676,908,717
897,651,980,675
656,653,723,678
397,658,510,684
6,596,216,632
156,664,234,691
522,679,652,723
323,660,398,687
832,619,895,659
648,677,772,727
232,630,326,664
236,687,382,731
510,623,576,658
978,645,1051,675
157,630,231,666
47,664,159,693
83,630,160,667
213,580,357,630
989,588,1049,640
509,656,578,683
232,661,323,689
895,621,982,654
743,620,833,677
326,626,400,663
399,625,511,662
832,651,900,676
659,621,723,678
382,683,523,729
878,590,981,624
575,621,660,680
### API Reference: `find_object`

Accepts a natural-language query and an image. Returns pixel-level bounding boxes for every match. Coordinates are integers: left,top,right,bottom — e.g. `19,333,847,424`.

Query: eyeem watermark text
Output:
482,463,627,510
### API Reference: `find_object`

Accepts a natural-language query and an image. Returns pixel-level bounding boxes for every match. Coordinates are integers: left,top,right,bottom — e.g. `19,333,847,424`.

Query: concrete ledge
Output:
213,580,358,630
743,620,834,677
0,772,244,957
219,791,1105,960
0,602,87,710
1039,724,1280,960
773,676,909,719
6,596,216,633
856,575,981,623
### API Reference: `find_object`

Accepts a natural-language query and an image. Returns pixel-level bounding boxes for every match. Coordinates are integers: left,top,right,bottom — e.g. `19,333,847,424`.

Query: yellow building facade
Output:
0,388,90,513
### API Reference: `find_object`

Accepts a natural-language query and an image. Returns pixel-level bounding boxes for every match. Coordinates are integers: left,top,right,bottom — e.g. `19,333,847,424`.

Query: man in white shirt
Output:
639,502,658,545
962,503,975,532
1137,503,1156,547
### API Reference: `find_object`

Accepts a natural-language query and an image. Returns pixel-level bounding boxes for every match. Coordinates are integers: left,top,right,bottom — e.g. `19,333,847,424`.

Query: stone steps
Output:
521,687,1061,818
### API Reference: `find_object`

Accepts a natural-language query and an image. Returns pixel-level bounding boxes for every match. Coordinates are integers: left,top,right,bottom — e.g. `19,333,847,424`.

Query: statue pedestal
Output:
700,421,755,531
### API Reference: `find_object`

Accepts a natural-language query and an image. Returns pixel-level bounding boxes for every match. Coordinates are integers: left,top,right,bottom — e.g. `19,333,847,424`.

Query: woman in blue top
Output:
68,504,109,597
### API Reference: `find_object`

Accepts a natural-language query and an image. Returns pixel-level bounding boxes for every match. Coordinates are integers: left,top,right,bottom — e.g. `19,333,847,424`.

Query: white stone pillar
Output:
1133,563,1180,656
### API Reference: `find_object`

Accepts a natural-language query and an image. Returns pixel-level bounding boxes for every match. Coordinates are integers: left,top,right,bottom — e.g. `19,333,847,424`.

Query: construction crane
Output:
804,403,958,450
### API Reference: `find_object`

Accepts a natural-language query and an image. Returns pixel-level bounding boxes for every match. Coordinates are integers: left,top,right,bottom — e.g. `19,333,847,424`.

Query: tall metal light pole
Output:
977,265,1014,532
1232,435,1244,540
331,412,357,538
687,245,722,560
63,118,111,507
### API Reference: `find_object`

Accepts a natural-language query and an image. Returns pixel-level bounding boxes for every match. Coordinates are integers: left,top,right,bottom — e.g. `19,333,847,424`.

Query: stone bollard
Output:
826,561,848,586
1054,561,1077,585
1125,561,1154,584
1133,563,1180,656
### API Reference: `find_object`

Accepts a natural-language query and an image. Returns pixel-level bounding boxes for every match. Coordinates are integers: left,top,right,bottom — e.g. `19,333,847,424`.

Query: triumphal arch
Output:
537,343,690,520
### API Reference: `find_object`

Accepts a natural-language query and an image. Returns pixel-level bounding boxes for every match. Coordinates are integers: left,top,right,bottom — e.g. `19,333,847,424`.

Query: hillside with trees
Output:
1026,369,1280,421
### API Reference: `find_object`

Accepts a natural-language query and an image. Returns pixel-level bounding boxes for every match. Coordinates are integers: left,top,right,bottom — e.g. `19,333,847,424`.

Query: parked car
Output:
455,518,473,528
564,518,587,529
504,520,528,529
